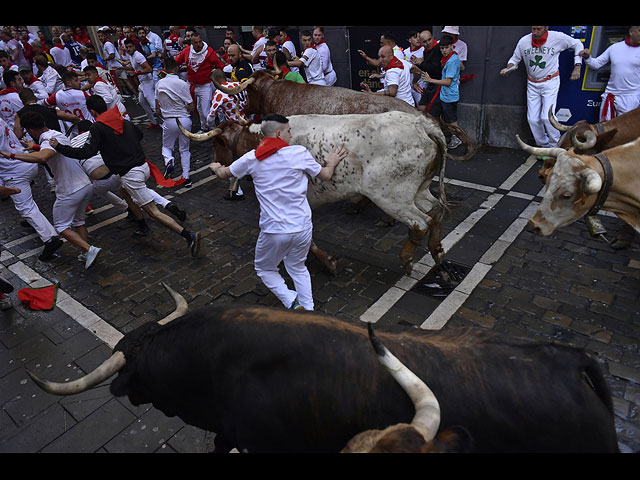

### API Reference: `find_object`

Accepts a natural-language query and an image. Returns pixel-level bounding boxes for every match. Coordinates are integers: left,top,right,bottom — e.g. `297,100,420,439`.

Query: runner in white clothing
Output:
579,26,640,121
40,70,94,123
501,26,583,147
360,45,416,107
210,114,347,311
121,38,159,128
289,31,326,85
0,117,62,260
0,111,102,269
155,58,195,185
313,27,337,86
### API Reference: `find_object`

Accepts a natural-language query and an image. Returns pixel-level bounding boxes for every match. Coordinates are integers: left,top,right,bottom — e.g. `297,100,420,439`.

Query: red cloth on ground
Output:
18,284,58,310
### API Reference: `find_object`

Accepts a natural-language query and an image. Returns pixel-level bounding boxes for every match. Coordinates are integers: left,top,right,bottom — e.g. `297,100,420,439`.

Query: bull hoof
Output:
610,226,635,250
402,261,414,276
326,257,338,275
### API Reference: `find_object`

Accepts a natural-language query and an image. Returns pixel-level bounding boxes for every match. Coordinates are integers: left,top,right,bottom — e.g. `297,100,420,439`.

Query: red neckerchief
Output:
280,36,291,45
425,40,439,53
441,50,457,68
253,35,264,48
315,39,326,46
409,45,421,52
532,31,548,48
0,87,18,96
255,137,289,160
96,106,124,135
53,43,64,50
384,56,404,70
169,34,180,43
625,36,640,47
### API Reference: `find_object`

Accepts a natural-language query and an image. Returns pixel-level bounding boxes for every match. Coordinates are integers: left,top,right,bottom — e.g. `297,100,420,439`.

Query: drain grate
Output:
411,260,472,298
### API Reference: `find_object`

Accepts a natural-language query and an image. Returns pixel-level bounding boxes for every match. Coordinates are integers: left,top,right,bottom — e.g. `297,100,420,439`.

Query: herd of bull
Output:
26,67,637,453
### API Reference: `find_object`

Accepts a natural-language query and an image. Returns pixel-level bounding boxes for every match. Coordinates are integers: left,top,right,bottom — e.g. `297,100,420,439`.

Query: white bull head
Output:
515,135,602,236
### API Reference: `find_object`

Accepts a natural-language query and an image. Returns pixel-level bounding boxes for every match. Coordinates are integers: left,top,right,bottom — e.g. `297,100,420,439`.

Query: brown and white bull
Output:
28,283,619,453
214,69,476,161
180,110,448,274
517,134,640,238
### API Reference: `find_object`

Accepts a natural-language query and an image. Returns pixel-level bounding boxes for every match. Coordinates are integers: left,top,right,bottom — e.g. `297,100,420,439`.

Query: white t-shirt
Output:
42,87,94,123
384,60,416,106
251,36,268,70
507,30,583,81
70,131,105,175
0,118,36,180
51,45,72,67
130,50,153,84
39,130,91,198
229,144,322,233
91,78,126,115
155,73,192,118
585,40,640,96
40,66,64,95
0,91,23,128
102,40,120,71
300,47,326,85
281,38,299,72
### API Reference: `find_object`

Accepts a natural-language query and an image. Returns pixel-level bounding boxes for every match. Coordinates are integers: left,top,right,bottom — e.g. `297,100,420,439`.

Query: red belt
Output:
527,71,559,83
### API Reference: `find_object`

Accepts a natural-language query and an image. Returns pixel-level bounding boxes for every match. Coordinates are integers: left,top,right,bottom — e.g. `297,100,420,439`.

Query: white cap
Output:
97,26,111,32
442,26,460,36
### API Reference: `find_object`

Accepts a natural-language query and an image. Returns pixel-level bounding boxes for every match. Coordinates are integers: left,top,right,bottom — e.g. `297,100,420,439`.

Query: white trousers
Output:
526,76,561,147
53,184,93,233
3,165,58,242
91,174,128,213
138,78,158,125
192,82,214,130
599,91,640,121
161,117,192,179
254,226,314,310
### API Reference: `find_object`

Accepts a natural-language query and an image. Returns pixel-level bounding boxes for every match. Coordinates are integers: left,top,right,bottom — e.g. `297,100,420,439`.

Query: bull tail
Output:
429,129,450,223
441,121,479,162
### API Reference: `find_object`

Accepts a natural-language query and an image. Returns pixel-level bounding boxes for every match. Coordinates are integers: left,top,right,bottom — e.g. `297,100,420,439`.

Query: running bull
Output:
517,134,640,239
180,110,449,274
214,68,475,161
28,283,619,452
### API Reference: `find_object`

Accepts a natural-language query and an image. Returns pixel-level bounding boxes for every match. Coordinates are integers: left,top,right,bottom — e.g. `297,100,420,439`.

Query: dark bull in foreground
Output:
28,284,619,453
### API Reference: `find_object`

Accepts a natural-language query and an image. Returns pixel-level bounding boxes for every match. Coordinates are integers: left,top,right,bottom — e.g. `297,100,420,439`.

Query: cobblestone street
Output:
1,100,639,453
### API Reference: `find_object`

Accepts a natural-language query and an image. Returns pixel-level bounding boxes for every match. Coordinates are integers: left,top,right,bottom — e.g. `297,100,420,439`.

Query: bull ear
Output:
580,168,602,195
594,129,618,151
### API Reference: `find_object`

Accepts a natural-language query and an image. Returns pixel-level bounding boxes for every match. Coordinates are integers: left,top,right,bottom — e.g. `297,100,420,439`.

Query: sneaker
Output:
77,252,87,262
184,179,192,188
165,202,187,222
84,246,101,270
0,294,12,311
39,237,63,261
224,191,245,201
447,135,462,149
133,222,150,237
290,298,305,311
163,161,175,180
187,231,201,257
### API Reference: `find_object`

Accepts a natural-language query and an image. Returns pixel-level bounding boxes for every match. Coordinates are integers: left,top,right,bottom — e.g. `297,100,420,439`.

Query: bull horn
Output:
571,129,597,150
27,350,126,396
213,76,256,95
515,134,566,159
157,282,188,325
272,54,282,75
548,106,571,132
177,119,221,142
580,167,602,195
236,103,248,126
367,323,440,440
